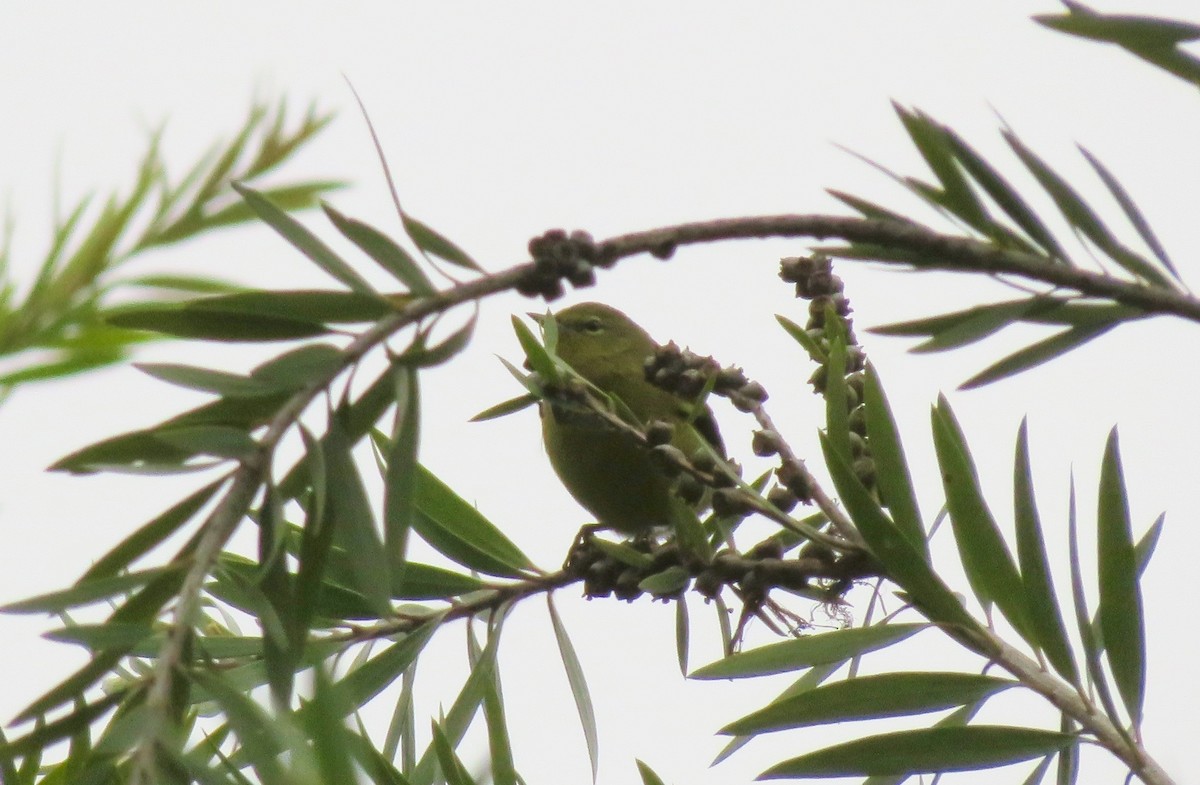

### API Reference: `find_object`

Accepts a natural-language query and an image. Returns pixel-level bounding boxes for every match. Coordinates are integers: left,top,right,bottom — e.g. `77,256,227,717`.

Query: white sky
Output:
1,3,1198,783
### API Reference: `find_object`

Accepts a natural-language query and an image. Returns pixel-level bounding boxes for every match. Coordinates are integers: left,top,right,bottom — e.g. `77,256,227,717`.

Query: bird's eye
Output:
583,318,603,333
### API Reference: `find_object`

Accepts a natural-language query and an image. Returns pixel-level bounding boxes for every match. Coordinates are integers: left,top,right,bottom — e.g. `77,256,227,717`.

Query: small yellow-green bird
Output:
538,302,724,534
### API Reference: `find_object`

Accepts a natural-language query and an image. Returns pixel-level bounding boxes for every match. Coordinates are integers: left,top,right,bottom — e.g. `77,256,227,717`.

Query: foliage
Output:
0,5,1192,785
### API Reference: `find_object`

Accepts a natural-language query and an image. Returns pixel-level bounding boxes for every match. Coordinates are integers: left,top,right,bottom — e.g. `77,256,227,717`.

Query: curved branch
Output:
599,215,1200,322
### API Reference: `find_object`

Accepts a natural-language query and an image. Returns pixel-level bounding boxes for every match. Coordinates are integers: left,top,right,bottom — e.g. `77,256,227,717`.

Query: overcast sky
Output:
1,3,1198,783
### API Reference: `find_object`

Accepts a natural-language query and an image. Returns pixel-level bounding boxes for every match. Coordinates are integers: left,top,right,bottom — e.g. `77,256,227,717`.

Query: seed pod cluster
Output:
778,253,878,501
519,229,612,300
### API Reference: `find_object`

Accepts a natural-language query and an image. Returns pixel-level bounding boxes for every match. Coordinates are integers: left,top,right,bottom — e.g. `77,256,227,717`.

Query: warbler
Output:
537,302,724,534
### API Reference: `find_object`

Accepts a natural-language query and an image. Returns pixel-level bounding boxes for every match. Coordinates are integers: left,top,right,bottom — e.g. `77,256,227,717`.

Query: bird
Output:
537,302,724,535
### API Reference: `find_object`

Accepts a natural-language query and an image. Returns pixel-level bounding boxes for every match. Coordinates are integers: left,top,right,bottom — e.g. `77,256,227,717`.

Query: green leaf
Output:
401,214,481,271
1135,512,1165,578
80,478,223,581
333,619,442,714
1013,421,1079,685
430,722,479,785
960,323,1115,390
136,363,280,397
469,393,539,422
232,182,376,295
324,412,392,616
512,314,558,382
760,726,1076,779
862,365,926,557
1078,146,1178,281
1096,428,1145,725
638,566,690,596
675,597,690,678
894,104,992,232
941,128,1067,260
636,760,669,785
775,314,827,364
1003,130,1172,288
409,632,499,785
194,289,403,323
821,435,978,631
712,662,841,767
826,189,916,224
251,343,344,389
932,399,1032,637
391,563,485,600
393,311,477,368
153,425,258,460
1066,479,1124,730
44,623,157,651
691,624,926,680
323,203,436,296
1035,4,1200,88
548,597,599,783
107,303,328,342
0,691,128,761
480,634,518,785
49,429,198,474
722,672,1015,734
1,567,181,614
384,364,420,567
411,464,534,578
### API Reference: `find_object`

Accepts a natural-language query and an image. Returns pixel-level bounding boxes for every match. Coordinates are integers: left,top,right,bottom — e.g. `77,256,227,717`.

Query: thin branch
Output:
598,215,1200,323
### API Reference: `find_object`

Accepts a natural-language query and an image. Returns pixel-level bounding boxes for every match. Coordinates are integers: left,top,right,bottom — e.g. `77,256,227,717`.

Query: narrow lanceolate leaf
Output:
932,398,1032,638
401,213,481,271
1066,479,1123,729
1135,513,1165,578
636,761,669,785
548,596,599,783
49,429,198,474
894,104,992,232
409,630,501,785
107,303,328,342
675,597,690,677
1034,7,1200,89
1,567,182,614
324,413,392,616
1013,421,1078,685
332,618,442,715
1078,146,1179,282
184,289,401,323
80,478,224,581
916,299,1068,355
821,435,977,631
512,314,558,382
469,393,539,423
152,425,258,460
959,323,1116,390
941,128,1066,260
712,663,841,767
690,624,926,680
775,314,827,364
481,637,518,785
233,182,376,295
135,363,280,397
384,364,420,565
322,203,436,295
430,722,479,785
1096,429,1146,725
722,672,1015,735
863,365,926,557
1003,132,1172,288
759,726,1076,779
411,464,534,578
